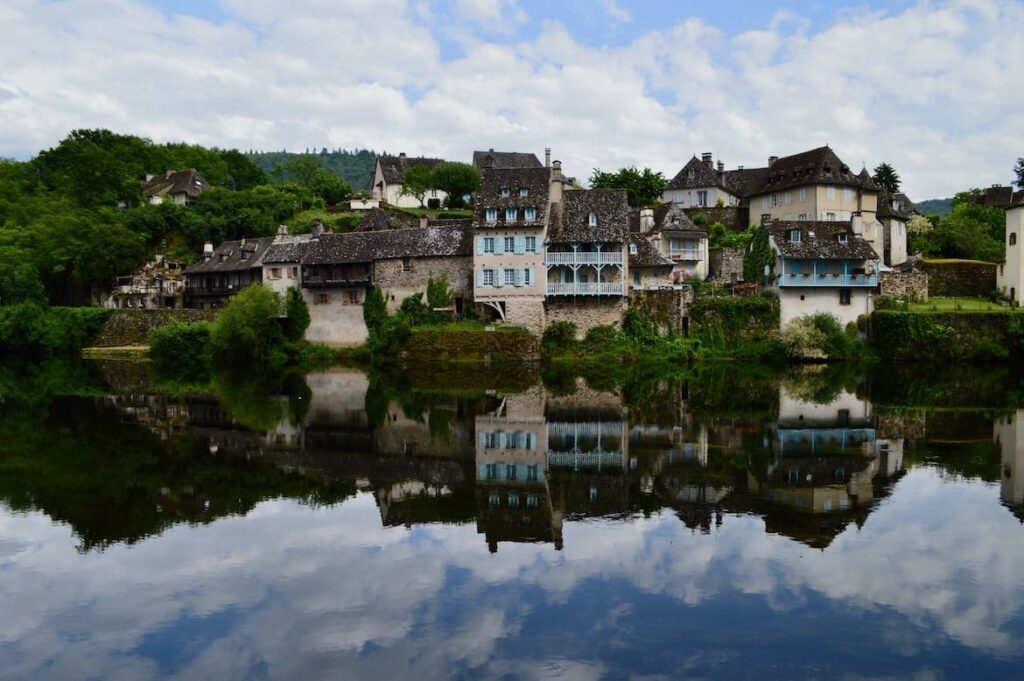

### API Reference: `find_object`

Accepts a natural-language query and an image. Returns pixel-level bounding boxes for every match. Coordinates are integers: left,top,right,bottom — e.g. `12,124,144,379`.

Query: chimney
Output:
738,165,744,170
277,224,289,237
550,160,565,204
717,161,724,173
639,208,654,233
399,152,406,159
202,242,214,261
419,216,428,229
702,153,713,168
851,212,864,235
768,156,778,167
545,147,551,168
312,221,325,238
145,173,155,182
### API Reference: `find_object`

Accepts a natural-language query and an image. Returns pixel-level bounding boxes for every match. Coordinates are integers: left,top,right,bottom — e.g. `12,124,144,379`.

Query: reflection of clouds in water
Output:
0,470,1023,678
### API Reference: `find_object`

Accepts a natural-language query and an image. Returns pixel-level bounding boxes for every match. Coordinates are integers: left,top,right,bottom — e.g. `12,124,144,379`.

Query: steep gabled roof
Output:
185,236,276,273
629,235,674,268
754,147,867,195
767,221,878,260
548,189,630,244
377,154,446,185
876,191,910,220
142,169,211,199
472,150,542,170
977,185,1016,208
302,226,473,265
665,156,729,192
474,167,551,228
894,192,919,215
720,167,770,197
630,204,706,236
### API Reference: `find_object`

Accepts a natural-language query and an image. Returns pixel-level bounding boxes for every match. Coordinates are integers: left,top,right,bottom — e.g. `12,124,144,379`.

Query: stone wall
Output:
374,255,473,313
403,327,540,362
629,288,691,335
879,269,929,301
921,259,996,298
708,247,745,283
89,309,217,347
684,206,750,232
502,297,547,334
545,297,627,338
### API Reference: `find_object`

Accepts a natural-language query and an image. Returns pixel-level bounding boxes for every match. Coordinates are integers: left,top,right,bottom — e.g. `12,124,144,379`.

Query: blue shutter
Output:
515,237,525,255
494,237,504,255
495,270,503,288
476,237,485,256
477,269,485,287
514,269,524,287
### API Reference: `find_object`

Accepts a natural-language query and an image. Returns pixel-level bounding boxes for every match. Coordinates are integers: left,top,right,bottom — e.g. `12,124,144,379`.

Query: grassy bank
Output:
871,308,1024,361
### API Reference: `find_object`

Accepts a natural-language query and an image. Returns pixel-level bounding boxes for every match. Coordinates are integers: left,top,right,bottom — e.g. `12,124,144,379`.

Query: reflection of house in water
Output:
107,395,191,440
303,371,374,453
995,410,1024,520
475,387,562,552
745,385,905,547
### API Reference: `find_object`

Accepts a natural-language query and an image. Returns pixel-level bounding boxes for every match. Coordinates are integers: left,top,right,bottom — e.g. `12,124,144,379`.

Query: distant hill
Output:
247,149,378,191
916,197,953,218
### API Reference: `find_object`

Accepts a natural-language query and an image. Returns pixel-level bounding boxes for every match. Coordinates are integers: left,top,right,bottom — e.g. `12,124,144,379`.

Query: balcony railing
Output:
546,282,625,296
185,283,252,296
547,449,626,470
669,248,702,261
302,275,372,288
544,252,624,266
778,273,878,288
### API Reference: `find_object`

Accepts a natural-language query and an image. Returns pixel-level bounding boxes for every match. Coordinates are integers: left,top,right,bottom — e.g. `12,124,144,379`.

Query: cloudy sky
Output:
1,0,1022,199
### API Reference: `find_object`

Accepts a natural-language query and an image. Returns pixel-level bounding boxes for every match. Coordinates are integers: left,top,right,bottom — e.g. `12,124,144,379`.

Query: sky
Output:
1,0,1022,199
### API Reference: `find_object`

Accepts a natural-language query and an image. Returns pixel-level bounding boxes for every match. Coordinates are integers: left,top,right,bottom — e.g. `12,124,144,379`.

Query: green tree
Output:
872,162,901,193
430,162,481,208
588,166,666,207
401,164,434,207
75,224,147,295
282,156,350,205
219,149,268,190
426,273,451,310
363,286,388,335
283,287,310,343
1015,157,1024,190
0,262,45,306
743,223,774,284
207,285,288,377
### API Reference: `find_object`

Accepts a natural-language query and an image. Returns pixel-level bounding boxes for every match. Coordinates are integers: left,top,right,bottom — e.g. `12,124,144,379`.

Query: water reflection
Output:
2,363,1024,678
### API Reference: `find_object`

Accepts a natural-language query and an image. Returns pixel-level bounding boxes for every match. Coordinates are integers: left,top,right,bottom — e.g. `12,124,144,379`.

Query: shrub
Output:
283,287,310,342
0,304,110,356
363,286,388,335
149,321,212,382
542,321,578,353
427,198,441,209
207,284,288,377
782,313,859,361
584,325,621,347
369,316,412,357
623,306,658,345
426,273,452,312
397,293,429,326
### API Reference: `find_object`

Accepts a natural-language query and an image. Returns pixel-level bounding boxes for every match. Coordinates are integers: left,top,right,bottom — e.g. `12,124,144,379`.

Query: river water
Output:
2,361,1024,680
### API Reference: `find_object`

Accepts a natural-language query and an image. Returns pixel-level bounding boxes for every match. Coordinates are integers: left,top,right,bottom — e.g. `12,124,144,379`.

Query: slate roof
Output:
547,189,630,244
710,147,874,199
351,207,420,233
894,192,919,215
264,237,315,264
473,150,542,170
666,156,731,192
377,154,446,185
302,226,473,265
876,191,910,220
185,236,276,273
142,169,211,199
976,185,1016,208
1013,191,1024,208
629,235,674,268
767,221,879,260
474,167,551,228
629,204,706,236
720,167,769,198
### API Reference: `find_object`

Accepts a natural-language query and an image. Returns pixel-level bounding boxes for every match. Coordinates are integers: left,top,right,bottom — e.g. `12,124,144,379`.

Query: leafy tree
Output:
363,286,388,335
0,263,45,306
872,162,901,193
430,162,480,208
426,273,451,311
907,214,933,236
283,287,310,343
401,164,434,207
588,166,666,208
207,285,288,377
281,156,350,205
74,223,147,295
743,223,774,284
911,201,1005,261
219,149,268,190
1015,157,1024,190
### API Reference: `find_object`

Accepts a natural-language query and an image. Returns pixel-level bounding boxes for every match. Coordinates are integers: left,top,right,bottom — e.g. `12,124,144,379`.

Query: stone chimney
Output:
277,224,289,237
312,221,325,238
399,152,406,158
702,153,713,168
145,174,155,182
639,208,655,233
768,156,778,167
717,160,724,173
202,241,214,262
545,147,551,168
419,216,429,228
550,160,565,204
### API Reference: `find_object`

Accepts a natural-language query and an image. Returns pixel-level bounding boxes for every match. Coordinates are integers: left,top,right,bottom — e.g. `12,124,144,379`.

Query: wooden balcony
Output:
544,252,624,266
546,282,624,296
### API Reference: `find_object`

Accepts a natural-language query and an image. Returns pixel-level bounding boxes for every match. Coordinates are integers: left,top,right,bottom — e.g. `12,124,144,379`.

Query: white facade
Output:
779,287,874,328
663,187,739,209
371,160,448,209
995,410,1024,506
997,205,1024,303
262,262,302,297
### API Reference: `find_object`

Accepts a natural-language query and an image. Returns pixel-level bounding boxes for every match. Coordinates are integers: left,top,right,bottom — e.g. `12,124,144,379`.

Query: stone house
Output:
98,255,185,309
767,219,880,328
663,153,741,208
634,204,710,280
371,153,447,208
996,193,1024,303
142,169,211,206
184,236,277,309
627,235,675,290
875,191,910,267
472,149,544,170
262,227,316,298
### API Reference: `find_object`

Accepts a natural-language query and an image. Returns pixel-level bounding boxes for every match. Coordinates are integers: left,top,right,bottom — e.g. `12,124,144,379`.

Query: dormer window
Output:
629,243,638,255
506,207,517,221
500,187,510,198
485,208,497,223
788,229,802,243
588,212,597,227
519,188,529,197
838,232,848,244
524,206,536,222
687,170,695,180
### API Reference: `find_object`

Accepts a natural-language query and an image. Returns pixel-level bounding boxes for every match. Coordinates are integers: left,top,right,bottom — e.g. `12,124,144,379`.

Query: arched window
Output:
588,212,597,227
1010,232,1017,246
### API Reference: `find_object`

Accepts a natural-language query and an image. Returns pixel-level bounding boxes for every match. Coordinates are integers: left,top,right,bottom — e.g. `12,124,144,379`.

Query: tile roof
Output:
767,221,879,260
302,226,473,265
629,235,674,268
548,189,631,244
142,169,211,199
185,236,276,273
474,167,551,228
876,191,910,220
629,204,706,236
263,236,315,264
714,147,876,199
377,154,446,185
351,207,420,233
976,185,1016,208
665,156,730,192
472,150,542,170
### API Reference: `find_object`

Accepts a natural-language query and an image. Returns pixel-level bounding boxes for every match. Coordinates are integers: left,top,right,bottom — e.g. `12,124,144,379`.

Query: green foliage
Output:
689,295,782,359
207,285,288,377
0,263,46,305
0,304,110,356
622,306,658,346
279,156,351,205
149,320,212,382
872,162,901,193
426,273,452,312
363,286,388,335
781,313,860,361
283,287,310,343
369,316,412,357
708,222,752,250
584,324,621,347
397,293,430,326
75,223,147,294
401,164,434,207
247,149,377,191
588,166,667,208
912,200,1005,261
430,162,481,208
1015,157,1024,190
219,149,268,190
542,321,578,353
743,223,774,284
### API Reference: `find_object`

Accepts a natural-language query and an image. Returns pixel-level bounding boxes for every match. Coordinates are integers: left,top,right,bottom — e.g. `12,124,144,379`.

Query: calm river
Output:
2,361,1024,680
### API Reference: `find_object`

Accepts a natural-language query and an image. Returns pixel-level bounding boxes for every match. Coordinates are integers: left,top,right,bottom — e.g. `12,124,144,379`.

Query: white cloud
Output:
603,0,632,24
0,0,1022,197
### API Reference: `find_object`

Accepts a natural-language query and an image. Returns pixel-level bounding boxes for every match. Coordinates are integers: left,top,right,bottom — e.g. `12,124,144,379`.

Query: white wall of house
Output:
887,219,909,266
779,287,873,328
473,230,546,302
372,162,449,208
998,206,1024,303
262,263,302,297
995,410,1024,505
663,187,739,208
302,287,368,346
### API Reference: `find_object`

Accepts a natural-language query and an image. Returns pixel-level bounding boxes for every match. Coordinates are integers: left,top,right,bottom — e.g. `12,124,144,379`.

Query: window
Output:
526,494,539,508
1011,233,1018,246
483,269,495,286
633,270,641,285
697,190,708,207
288,267,298,278
523,268,533,286
839,289,851,306
347,289,359,304
844,188,854,202
762,196,769,210
270,267,281,279
488,492,500,508
827,186,836,201
402,257,411,272
588,212,597,227
799,188,807,202
519,187,529,197
504,268,516,286
784,192,792,206
771,193,781,207
315,293,330,305
524,206,537,222
504,236,515,253
525,236,537,253
506,207,517,221
500,187,510,197
797,213,809,220
506,464,517,481
788,229,802,243
527,464,539,482
484,237,495,253
485,208,497,223
826,212,836,221
507,494,520,508
838,232,848,244
629,243,638,254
